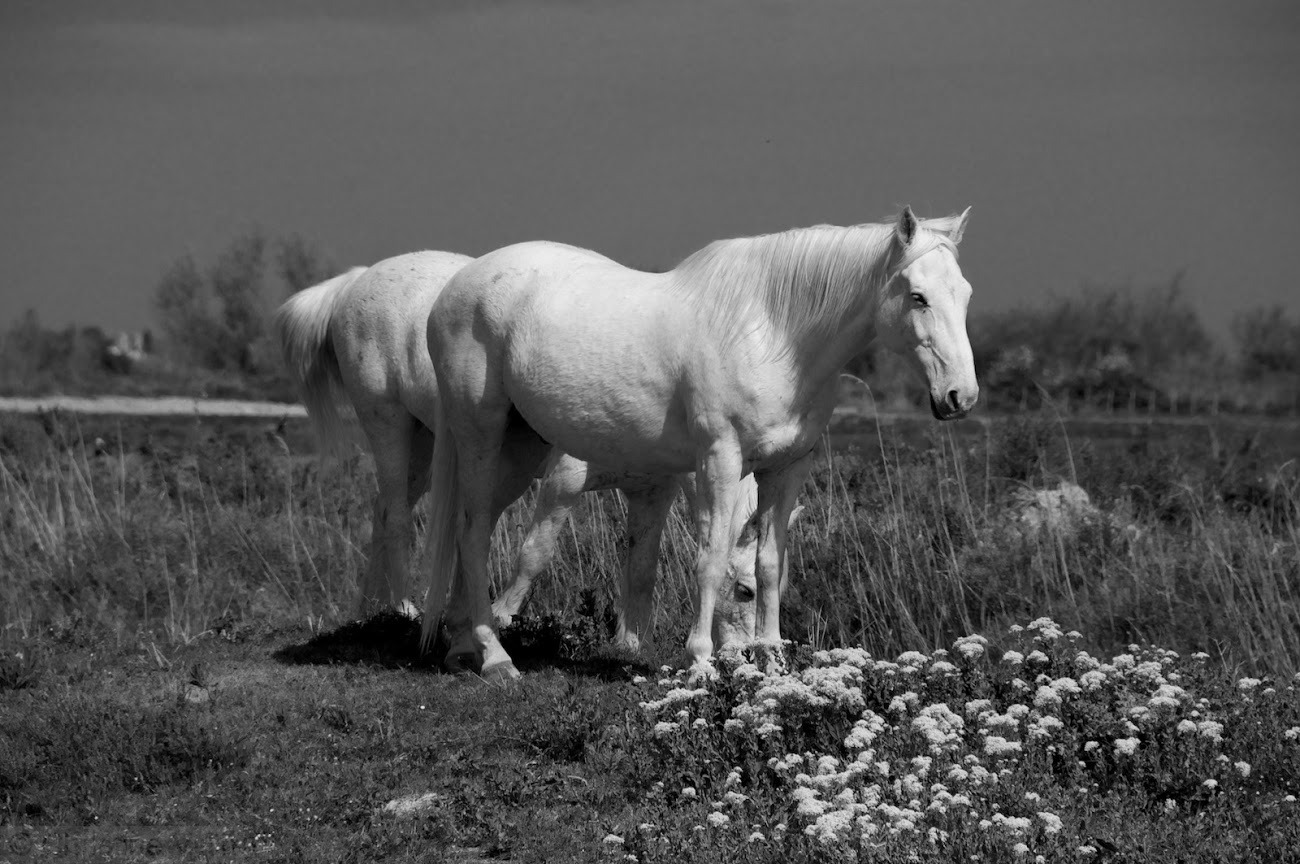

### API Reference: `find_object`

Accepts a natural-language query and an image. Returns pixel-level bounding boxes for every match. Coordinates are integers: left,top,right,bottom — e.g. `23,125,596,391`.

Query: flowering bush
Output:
622,619,1300,862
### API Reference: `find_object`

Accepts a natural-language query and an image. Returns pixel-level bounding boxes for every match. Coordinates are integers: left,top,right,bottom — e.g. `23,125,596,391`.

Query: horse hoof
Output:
753,640,788,675
714,642,745,664
480,660,521,682
686,661,718,685
443,652,480,676
614,633,643,653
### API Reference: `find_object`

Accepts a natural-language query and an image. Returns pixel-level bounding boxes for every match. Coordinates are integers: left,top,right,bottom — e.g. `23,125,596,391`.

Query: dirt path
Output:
0,395,308,417
2,394,1294,436
0,394,892,422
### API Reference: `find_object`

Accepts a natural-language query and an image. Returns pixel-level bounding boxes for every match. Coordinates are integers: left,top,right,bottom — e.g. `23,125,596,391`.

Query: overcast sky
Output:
2,0,1297,335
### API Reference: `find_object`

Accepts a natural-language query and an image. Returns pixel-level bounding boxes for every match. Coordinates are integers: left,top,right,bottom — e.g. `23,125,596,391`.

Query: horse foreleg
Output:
493,452,584,628
615,479,677,652
679,471,761,654
752,450,816,654
685,444,747,676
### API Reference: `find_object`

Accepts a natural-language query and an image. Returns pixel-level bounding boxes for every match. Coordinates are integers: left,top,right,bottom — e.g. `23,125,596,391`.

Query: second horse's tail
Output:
419,404,461,652
272,266,368,452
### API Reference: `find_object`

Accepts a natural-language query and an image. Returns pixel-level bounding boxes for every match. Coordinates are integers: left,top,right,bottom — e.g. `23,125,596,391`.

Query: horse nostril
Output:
947,390,960,412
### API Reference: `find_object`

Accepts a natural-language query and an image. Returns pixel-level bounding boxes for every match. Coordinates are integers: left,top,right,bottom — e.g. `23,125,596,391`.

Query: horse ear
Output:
895,206,919,247
738,512,759,546
950,206,972,245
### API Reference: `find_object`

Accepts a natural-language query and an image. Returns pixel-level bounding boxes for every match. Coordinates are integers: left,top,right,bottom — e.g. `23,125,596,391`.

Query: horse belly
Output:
504,326,694,474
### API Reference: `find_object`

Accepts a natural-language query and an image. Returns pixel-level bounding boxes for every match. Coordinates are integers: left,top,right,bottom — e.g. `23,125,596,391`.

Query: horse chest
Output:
740,398,835,468
744,419,820,467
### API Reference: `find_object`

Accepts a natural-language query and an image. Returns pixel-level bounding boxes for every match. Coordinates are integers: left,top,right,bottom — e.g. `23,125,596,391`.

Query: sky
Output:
2,0,1298,336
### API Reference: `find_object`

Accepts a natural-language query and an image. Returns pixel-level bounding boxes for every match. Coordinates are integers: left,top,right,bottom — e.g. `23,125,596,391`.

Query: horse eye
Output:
734,583,756,601
910,292,928,307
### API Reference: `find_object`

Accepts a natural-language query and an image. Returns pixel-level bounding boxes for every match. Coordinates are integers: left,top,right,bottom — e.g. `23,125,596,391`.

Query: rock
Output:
1009,482,1143,544
1012,483,1098,537
381,792,442,819
180,683,210,705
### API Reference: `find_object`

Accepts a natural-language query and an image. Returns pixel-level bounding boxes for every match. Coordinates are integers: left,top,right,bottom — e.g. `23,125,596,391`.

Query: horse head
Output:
874,206,978,420
713,504,806,650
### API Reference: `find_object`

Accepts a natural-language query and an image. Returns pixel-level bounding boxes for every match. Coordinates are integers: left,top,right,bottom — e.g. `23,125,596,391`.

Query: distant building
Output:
103,329,154,373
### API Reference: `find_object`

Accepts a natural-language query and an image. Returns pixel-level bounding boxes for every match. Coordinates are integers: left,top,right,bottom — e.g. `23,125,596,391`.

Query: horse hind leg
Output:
407,419,435,509
356,406,416,617
442,409,552,678
396,418,436,619
615,479,677,652
492,451,585,628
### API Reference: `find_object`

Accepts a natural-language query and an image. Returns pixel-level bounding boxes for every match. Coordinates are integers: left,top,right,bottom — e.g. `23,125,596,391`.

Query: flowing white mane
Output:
667,215,960,351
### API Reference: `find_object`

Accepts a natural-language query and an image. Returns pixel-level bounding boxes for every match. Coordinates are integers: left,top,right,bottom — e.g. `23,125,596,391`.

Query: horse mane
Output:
666,214,959,354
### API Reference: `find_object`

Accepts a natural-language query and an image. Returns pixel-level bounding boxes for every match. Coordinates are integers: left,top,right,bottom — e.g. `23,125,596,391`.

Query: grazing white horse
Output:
276,252,467,614
420,207,977,679
274,251,784,660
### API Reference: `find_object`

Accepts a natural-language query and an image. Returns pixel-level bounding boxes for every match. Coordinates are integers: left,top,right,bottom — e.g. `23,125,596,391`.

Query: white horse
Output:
420,207,977,679
276,252,465,615
274,251,788,662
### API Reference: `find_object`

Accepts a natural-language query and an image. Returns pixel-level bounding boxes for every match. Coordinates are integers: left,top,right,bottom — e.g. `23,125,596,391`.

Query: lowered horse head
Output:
874,206,978,420
712,503,806,652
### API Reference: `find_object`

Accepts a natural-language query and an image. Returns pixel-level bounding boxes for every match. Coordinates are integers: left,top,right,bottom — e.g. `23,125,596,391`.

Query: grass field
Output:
1,408,1298,862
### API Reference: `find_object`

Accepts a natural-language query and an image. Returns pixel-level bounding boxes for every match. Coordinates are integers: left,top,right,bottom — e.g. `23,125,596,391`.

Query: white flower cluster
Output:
954,634,988,661
635,619,1292,859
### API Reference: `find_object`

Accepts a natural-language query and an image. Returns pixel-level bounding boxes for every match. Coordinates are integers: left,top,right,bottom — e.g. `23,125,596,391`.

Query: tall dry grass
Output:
783,424,1300,674
1,411,1296,676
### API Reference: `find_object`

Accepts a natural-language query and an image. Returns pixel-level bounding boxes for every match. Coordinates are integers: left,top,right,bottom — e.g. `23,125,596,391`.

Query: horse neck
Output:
672,223,893,395
756,227,889,393
783,300,879,405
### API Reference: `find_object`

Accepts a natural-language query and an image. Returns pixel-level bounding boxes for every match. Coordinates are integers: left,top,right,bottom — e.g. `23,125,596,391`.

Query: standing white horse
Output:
274,251,784,661
421,207,977,679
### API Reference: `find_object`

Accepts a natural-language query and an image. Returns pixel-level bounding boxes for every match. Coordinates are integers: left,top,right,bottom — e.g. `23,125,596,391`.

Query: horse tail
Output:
273,266,368,452
419,403,461,653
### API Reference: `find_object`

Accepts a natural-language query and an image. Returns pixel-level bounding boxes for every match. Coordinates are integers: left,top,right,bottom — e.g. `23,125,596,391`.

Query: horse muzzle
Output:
930,387,978,420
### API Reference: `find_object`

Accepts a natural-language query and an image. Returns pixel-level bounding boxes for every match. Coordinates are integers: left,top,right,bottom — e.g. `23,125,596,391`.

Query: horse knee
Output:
491,598,517,628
